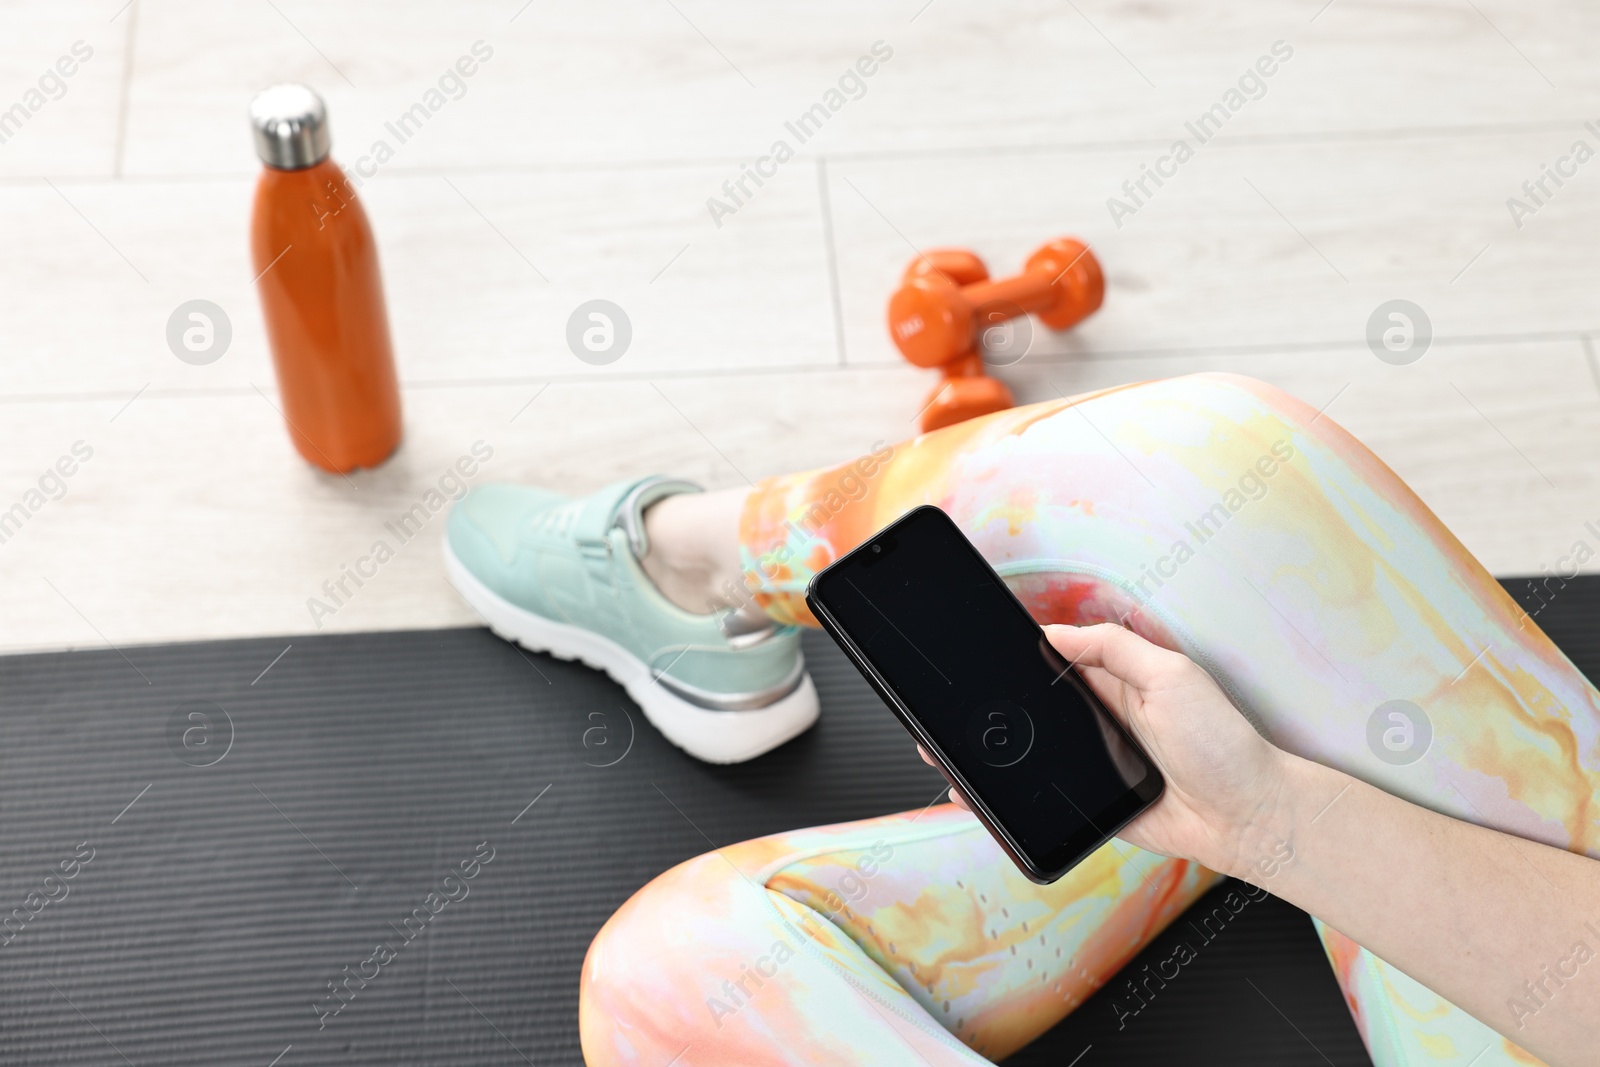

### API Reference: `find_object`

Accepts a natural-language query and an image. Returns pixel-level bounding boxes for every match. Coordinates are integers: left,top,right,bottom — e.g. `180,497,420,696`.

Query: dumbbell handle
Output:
957,272,1056,317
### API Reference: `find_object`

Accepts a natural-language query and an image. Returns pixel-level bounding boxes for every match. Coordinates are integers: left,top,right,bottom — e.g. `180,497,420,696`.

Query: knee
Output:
1028,373,1317,463
578,851,834,1065
1062,371,1324,479
579,853,729,1064
579,812,992,1064
1149,372,1316,429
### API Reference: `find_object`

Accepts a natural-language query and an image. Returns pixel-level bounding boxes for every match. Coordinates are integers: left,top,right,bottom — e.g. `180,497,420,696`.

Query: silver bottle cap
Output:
249,83,330,170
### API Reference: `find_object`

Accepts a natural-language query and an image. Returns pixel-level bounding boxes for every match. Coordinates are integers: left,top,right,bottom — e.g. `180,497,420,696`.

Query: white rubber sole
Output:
443,541,819,764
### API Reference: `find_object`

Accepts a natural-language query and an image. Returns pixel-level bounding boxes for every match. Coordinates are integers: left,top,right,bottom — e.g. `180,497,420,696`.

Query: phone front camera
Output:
872,544,882,554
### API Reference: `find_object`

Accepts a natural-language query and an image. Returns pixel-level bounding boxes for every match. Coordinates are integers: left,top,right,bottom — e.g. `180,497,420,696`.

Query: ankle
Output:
639,553,724,615
638,489,750,616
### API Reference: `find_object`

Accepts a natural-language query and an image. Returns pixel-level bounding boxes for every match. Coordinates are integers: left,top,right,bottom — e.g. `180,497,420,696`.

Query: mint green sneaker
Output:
443,476,818,764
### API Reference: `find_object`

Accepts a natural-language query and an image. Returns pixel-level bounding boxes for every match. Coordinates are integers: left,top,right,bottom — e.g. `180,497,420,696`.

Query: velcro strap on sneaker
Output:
571,476,702,559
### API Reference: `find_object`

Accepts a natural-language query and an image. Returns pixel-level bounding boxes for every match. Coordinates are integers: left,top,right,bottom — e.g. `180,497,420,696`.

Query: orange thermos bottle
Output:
249,83,402,473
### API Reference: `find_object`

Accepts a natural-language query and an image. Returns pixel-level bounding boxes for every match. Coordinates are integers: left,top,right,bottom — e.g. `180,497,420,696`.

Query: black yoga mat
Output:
0,576,1589,1066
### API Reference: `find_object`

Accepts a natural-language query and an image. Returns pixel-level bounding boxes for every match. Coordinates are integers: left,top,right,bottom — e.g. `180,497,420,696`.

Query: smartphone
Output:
806,505,1164,883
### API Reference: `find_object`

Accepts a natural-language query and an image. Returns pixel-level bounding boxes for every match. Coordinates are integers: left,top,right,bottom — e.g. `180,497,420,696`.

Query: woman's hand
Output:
926,624,1600,1064
925,622,1291,877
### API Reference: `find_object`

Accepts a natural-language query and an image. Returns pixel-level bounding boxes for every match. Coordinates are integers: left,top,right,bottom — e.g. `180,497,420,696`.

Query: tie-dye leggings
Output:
579,373,1600,1066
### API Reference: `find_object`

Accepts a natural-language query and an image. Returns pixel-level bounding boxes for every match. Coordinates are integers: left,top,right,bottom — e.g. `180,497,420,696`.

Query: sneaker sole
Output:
443,540,819,764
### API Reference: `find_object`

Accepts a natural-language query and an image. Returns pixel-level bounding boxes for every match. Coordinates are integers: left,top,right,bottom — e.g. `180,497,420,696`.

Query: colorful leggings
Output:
579,373,1600,1066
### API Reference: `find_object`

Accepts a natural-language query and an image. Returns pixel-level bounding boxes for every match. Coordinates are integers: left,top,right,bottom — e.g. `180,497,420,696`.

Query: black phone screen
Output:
807,505,1163,881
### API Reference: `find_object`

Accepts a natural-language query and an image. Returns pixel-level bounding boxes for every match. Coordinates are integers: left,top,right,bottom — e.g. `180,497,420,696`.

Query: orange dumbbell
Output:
887,238,1104,433
894,248,1013,433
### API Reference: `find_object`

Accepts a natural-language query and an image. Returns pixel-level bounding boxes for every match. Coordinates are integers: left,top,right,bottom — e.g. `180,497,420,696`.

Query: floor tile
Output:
0,162,835,396
3,346,1595,652
827,132,1600,364
0,2,129,177
112,0,1600,179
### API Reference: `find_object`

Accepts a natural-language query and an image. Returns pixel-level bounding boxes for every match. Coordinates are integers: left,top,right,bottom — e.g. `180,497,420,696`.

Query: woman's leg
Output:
581,806,1217,1066
736,372,1600,846
733,372,1599,1062
593,372,1599,1065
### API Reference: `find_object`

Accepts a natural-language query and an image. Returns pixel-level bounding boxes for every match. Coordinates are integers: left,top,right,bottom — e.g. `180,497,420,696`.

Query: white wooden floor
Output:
3,0,1599,653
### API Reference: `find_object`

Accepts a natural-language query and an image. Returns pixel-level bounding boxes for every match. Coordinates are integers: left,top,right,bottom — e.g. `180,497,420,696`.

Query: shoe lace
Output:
531,502,584,539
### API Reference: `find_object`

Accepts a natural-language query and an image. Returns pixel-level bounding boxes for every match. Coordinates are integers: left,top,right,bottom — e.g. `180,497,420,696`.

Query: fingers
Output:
917,745,971,812
1044,623,1183,688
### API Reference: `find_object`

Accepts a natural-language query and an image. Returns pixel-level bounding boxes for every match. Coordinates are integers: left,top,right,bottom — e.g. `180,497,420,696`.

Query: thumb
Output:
1044,623,1180,690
